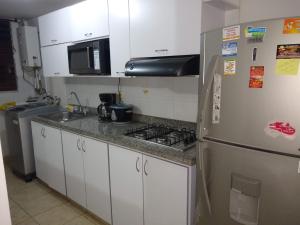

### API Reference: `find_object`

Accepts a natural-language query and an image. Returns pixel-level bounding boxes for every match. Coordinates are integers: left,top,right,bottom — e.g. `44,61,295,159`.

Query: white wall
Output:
239,0,300,23
63,77,199,122
0,22,36,157
223,0,300,26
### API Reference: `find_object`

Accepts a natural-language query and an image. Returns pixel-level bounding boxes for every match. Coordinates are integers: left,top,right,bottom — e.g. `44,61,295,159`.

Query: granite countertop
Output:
32,115,196,166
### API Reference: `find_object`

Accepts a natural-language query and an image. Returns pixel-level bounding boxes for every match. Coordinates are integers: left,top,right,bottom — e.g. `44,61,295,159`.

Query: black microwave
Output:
68,38,111,75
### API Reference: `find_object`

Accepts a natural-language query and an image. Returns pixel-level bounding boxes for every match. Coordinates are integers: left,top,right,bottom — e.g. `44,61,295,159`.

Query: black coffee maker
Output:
97,93,117,122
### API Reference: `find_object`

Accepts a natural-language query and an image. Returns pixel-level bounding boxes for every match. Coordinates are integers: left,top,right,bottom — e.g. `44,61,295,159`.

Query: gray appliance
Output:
197,18,300,225
5,103,59,181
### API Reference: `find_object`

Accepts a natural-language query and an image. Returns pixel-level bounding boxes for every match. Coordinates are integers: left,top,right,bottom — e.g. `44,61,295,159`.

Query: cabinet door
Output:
38,7,72,47
109,145,143,225
108,0,130,76
43,126,66,196
61,131,86,207
83,137,111,224
31,122,48,183
143,155,188,225
129,0,201,57
70,0,109,42
41,43,72,77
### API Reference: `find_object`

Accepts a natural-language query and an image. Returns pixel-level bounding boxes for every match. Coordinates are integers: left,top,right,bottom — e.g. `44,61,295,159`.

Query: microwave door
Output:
69,46,94,74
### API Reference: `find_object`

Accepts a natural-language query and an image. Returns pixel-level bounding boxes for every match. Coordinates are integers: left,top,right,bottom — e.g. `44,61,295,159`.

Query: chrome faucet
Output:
70,91,83,112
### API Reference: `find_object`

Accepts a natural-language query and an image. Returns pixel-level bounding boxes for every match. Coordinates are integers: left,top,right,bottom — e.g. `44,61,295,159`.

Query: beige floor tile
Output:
10,182,49,205
83,214,107,225
34,204,81,225
63,215,96,225
14,218,39,225
10,202,30,225
65,202,85,216
18,192,64,216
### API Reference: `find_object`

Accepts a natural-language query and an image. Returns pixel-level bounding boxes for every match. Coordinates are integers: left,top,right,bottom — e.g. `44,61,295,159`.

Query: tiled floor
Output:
4,165,106,225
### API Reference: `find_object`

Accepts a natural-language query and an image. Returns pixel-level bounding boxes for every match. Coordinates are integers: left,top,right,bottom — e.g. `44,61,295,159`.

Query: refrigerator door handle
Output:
197,55,220,216
198,55,221,139
199,141,212,215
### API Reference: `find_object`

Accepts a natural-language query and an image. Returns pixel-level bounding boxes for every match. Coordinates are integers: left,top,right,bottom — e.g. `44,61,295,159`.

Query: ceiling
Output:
0,0,84,20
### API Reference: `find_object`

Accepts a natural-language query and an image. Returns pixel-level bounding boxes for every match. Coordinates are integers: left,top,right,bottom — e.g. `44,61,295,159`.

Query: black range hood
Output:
125,54,200,77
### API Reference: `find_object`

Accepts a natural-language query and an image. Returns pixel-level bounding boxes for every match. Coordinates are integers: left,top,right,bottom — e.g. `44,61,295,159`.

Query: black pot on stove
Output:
110,104,133,123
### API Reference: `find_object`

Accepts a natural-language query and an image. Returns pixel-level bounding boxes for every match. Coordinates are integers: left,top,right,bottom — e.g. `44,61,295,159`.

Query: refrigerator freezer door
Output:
198,140,300,225
200,18,300,157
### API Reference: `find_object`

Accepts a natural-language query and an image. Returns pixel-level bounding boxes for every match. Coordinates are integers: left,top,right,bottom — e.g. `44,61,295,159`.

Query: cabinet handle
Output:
136,157,140,173
154,49,168,53
144,159,149,176
54,72,60,75
86,47,91,69
43,128,46,138
41,128,46,138
77,138,81,151
81,140,86,152
84,33,93,37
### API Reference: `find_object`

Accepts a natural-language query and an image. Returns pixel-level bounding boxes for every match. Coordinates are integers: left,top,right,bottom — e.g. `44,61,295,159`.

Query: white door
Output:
43,126,66,196
31,122,48,183
82,137,111,224
143,155,188,225
70,0,109,42
41,43,72,77
109,145,143,225
38,6,72,46
61,131,86,207
108,0,130,76
129,0,201,57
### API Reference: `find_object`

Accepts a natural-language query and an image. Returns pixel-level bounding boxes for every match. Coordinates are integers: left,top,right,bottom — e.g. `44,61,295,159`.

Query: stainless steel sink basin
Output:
40,111,89,123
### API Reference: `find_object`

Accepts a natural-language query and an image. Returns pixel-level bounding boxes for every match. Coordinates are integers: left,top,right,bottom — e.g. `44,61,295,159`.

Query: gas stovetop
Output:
124,124,197,151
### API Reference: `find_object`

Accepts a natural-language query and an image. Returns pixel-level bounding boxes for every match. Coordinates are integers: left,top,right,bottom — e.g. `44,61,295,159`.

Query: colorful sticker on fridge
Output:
212,73,222,124
223,25,240,41
275,59,300,75
264,121,296,140
222,42,238,57
249,66,264,88
283,18,300,34
276,44,300,59
244,26,267,41
224,60,236,75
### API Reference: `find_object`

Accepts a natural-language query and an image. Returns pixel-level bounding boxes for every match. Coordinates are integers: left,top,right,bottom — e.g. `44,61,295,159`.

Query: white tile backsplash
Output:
46,76,199,122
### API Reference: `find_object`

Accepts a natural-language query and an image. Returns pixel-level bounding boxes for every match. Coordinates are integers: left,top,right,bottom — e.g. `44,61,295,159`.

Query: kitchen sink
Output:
39,111,90,123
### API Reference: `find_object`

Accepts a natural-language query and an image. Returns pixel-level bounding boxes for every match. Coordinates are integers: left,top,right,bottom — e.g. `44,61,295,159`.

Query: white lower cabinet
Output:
109,145,194,225
143,155,188,225
61,131,86,207
31,122,66,195
109,145,143,225
61,131,112,224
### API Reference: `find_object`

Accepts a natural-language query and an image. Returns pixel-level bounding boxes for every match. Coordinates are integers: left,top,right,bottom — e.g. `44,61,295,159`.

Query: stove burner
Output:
125,123,196,151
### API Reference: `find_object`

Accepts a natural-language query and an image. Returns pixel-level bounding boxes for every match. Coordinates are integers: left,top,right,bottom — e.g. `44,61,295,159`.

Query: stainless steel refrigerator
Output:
197,17,300,225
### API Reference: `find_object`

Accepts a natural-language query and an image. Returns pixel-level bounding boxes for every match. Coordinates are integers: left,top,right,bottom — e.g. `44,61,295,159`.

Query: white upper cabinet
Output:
108,0,130,77
38,7,72,47
41,43,72,77
129,0,202,58
70,0,109,42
